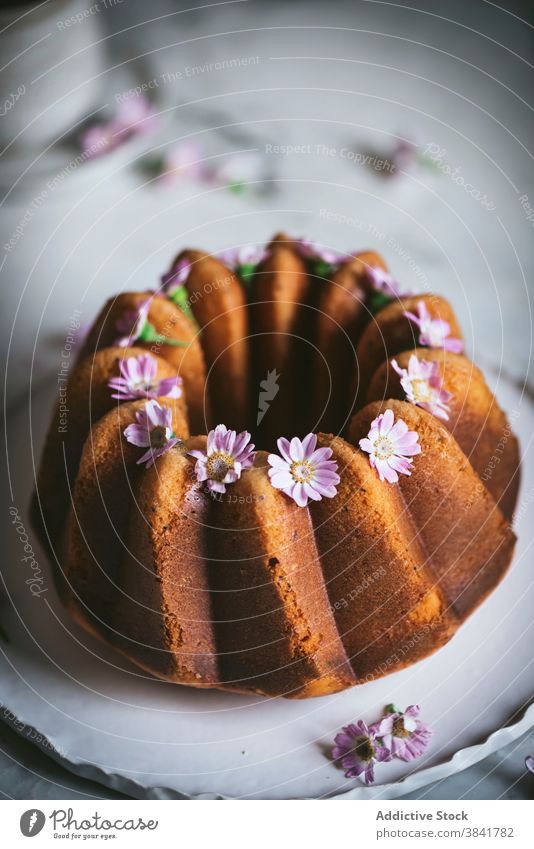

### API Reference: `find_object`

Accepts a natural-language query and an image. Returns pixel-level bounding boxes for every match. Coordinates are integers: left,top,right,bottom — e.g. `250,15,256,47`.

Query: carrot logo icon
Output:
257,369,280,425
20,809,45,837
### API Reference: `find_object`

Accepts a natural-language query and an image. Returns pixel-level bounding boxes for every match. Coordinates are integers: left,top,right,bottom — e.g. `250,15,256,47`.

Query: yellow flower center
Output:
290,459,314,483
207,451,234,481
411,378,432,403
137,378,156,392
149,425,168,448
392,717,410,738
354,736,375,762
372,435,394,460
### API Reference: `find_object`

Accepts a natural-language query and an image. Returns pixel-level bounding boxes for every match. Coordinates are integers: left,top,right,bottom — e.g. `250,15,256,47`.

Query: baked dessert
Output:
32,235,519,698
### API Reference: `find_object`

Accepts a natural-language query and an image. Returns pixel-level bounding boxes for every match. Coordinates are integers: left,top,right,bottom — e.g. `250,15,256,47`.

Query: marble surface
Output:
1,0,533,800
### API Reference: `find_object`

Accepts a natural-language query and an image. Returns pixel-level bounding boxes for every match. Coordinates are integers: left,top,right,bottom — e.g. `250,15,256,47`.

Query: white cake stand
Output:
1,373,532,799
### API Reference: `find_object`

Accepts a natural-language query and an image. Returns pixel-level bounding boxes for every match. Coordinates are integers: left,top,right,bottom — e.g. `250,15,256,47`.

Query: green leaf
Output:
139,320,188,347
368,291,393,315
170,285,196,324
228,180,246,194
416,153,442,172
385,703,399,714
237,262,258,290
311,260,334,279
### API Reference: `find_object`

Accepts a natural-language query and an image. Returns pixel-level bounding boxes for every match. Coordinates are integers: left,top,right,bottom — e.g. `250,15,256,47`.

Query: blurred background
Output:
1,0,533,799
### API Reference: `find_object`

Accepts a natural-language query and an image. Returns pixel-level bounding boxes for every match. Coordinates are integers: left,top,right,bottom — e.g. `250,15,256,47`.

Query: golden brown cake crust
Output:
79,292,208,432
366,349,520,519
310,433,457,681
313,250,388,433
64,397,189,639
32,235,520,698
176,250,250,431
348,400,516,619
32,346,185,553
353,294,463,408
207,450,356,697
251,235,312,445
114,443,219,685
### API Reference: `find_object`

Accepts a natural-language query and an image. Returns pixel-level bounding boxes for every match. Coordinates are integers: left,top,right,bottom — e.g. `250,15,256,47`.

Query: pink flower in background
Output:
114,96,156,137
160,140,208,184
161,257,191,296
391,355,452,421
359,408,421,484
332,720,391,785
81,95,157,159
404,300,463,353
189,424,256,495
114,299,151,347
217,244,267,269
123,400,181,467
80,123,117,158
361,137,428,180
387,138,418,175
372,705,433,762
209,151,263,192
366,265,403,298
295,238,346,266
108,354,182,400
267,433,340,507
525,756,534,774
153,145,266,194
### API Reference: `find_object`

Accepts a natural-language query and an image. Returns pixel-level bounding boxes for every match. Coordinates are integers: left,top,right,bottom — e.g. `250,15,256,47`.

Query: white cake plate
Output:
1,373,533,800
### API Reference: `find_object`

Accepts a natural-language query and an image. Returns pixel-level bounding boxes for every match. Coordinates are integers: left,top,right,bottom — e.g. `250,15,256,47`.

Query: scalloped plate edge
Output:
1,699,532,800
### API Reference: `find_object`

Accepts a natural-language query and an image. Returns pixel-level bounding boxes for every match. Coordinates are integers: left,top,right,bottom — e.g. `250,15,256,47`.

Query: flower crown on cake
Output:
111,235,464,503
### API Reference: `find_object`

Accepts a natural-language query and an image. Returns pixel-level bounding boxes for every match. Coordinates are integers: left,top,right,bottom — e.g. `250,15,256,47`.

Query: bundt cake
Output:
32,234,520,698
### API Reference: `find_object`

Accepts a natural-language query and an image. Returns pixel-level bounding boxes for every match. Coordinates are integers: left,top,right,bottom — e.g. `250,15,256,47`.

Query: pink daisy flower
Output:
161,257,192,297
160,140,208,184
391,355,452,421
217,244,267,269
210,151,263,190
295,237,346,266
388,138,418,175
188,424,256,495
108,354,182,401
123,400,182,468
114,95,157,138
372,705,433,762
359,409,421,484
217,244,268,288
332,720,392,785
404,300,463,353
267,433,340,507
366,264,403,298
114,299,187,348
81,95,156,160
81,123,117,159
160,257,196,321
114,299,152,347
